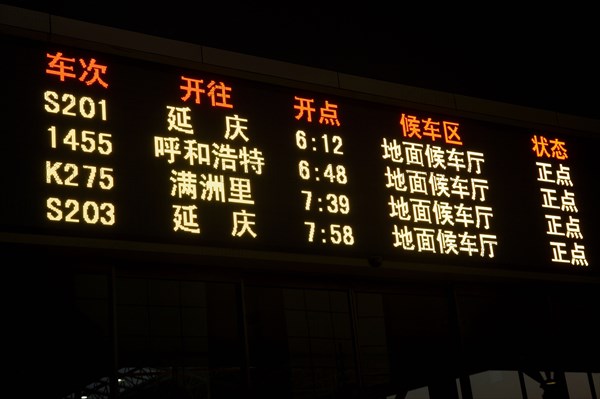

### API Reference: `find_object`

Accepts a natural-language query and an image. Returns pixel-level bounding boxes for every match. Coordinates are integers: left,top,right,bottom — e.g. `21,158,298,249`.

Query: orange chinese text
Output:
531,134,568,160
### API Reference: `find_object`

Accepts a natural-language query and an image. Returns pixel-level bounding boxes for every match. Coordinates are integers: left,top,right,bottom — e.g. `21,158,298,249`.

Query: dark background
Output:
2,5,600,397
3,1,600,120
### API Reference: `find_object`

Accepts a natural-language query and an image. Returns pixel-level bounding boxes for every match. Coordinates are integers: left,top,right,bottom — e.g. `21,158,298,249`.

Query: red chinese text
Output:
180,76,233,108
294,96,341,126
399,113,462,146
46,51,109,88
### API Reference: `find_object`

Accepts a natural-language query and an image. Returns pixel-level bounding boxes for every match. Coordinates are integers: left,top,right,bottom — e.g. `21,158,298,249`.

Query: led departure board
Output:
1,33,598,274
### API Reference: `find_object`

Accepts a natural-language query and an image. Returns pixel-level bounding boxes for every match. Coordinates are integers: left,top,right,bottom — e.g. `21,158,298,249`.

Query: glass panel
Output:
405,386,430,399
565,372,593,399
470,370,522,399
